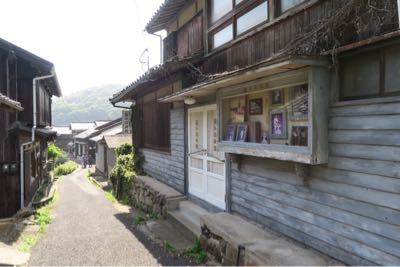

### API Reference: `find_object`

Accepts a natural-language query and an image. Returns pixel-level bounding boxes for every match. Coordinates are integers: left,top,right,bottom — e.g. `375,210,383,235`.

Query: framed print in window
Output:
271,89,284,105
235,123,249,142
248,98,263,115
270,110,287,139
289,84,308,120
290,126,308,146
225,124,237,141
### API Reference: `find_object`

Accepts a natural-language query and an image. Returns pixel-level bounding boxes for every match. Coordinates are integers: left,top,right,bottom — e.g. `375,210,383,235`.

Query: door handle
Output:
188,149,207,156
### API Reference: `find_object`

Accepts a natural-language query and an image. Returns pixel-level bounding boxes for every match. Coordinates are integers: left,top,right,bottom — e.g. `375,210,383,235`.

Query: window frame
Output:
276,0,307,15
339,44,400,101
208,0,270,51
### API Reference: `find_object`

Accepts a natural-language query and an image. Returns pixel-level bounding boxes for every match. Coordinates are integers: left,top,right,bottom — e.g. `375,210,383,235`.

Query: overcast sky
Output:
0,0,165,95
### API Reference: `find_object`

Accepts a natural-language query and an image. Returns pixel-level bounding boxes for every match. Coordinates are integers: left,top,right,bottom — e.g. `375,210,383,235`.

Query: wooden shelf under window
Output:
218,141,319,164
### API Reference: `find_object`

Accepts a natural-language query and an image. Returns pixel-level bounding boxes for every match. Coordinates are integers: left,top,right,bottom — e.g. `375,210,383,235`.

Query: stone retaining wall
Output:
130,178,168,219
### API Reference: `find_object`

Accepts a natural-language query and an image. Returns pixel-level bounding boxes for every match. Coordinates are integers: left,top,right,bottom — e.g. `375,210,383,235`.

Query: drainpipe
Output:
150,32,163,64
398,0,400,27
19,71,55,209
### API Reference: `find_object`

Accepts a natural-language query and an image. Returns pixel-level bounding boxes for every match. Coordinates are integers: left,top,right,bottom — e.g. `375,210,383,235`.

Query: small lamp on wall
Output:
184,96,196,105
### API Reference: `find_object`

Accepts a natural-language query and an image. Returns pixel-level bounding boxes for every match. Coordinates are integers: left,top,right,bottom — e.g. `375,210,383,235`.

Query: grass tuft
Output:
133,215,145,226
164,241,176,254
17,190,59,253
104,190,117,204
185,239,207,264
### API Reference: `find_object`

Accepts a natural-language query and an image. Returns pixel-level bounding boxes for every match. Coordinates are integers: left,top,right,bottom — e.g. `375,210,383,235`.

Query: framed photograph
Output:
260,131,270,144
229,96,246,123
225,124,237,141
270,110,287,139
290,126,308,146
289,84,308,121
235,124,249,142
271,89,284,105
248,98,263,115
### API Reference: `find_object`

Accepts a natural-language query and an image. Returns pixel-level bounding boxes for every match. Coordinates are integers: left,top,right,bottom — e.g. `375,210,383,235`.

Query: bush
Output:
115,143,133,157
109,143,137,201
55,152,69,166
54,161,78,177
48,143,63,160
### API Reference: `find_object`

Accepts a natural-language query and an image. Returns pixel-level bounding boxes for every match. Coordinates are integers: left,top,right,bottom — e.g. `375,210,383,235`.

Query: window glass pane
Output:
235,0,246,5
341,52,380,99
190,112,203,152
212,24,233,49
281,0,306,13
385,46,400,93
237,1,269,35
211,0,232,23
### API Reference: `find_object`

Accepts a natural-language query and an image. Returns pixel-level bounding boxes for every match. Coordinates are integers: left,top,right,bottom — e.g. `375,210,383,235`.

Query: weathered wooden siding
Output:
177,13,203,59
95,143,105,174
141,107,185,193
202,0,399,75
230,98,400,265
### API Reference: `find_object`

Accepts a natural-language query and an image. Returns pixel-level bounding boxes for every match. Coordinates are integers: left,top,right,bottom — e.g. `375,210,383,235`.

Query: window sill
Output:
331,95,400,107
218,141,321,164
141,148,172,156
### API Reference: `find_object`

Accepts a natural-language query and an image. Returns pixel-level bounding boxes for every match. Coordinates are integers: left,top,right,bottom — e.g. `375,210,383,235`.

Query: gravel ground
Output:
29,168,194,266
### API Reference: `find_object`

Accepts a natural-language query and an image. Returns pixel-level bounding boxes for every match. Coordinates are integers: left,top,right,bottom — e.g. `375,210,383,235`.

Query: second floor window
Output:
280,0,306,13
211,0,233,23
209,0,269,50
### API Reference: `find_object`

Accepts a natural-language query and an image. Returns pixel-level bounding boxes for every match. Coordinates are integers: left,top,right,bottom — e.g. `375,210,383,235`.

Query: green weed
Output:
185,239,207,264
164,241,176,253
104,190,117,204
133,215,145,225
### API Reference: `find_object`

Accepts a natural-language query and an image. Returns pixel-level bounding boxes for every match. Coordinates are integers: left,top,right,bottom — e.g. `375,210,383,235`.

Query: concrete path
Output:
29,168,161,266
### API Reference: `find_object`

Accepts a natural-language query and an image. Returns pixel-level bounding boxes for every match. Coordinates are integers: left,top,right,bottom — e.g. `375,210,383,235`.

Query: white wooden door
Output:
188,104,226,210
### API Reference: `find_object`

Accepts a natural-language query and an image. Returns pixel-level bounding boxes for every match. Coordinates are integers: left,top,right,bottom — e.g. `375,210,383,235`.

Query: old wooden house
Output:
111,0,400,265
73,118,121,162
0,38,61,218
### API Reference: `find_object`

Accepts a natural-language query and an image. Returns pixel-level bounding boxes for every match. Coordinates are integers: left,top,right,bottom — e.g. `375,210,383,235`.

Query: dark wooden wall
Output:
177,13,204,59
0,47,52,218
163,13,204,62
138,85,173,151
202,0,399,75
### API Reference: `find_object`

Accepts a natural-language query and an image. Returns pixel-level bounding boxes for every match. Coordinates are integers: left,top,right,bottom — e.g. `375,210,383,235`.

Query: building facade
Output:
111,0,400,265
0,38,61,218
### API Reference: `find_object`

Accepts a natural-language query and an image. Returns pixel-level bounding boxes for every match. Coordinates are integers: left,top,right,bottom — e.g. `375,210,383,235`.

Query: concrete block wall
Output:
141,107,185,193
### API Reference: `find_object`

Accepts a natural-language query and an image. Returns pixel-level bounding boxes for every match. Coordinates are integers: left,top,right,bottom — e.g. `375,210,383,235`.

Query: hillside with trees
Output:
52,84,126,126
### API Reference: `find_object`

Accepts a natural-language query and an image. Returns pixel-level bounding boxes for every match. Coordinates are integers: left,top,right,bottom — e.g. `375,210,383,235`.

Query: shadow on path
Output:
114,212,197,266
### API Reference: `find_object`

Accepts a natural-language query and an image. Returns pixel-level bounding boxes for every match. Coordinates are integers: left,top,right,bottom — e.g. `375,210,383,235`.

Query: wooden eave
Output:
0,38,62,97
158,55,330,103
145,0,188,33
0,93,23,111
110,55,203,104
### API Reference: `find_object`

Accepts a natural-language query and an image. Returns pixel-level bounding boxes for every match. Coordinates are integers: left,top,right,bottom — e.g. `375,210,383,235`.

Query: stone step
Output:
200,213,340,266
166,195,187,211
168,200,209,238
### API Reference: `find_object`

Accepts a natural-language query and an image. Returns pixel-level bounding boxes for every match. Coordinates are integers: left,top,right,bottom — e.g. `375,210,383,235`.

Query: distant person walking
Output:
83,154,88,169
88,154,93,168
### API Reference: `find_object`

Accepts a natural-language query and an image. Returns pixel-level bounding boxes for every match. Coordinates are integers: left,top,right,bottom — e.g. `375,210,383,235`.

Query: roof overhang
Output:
0,38,62,97
145,0,188,33
110,56,203,104
159,56,330,103
0,94,23,111
10,122,57,139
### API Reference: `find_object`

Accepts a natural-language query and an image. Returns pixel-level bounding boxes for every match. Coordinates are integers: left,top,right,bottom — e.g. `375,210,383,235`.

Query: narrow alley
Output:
28,168,188,266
